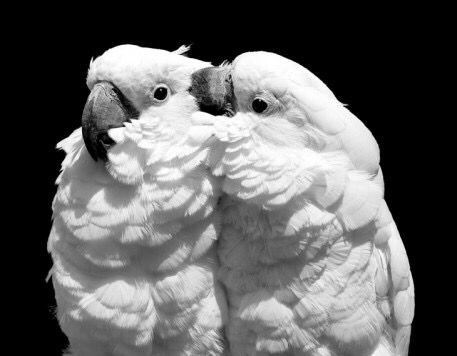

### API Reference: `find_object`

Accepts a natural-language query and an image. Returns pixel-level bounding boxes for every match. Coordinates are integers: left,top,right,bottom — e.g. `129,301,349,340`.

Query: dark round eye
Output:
252,98,268,113
153,85,169,101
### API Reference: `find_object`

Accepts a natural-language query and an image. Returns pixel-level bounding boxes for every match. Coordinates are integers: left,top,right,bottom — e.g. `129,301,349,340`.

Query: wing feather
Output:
373,204,414,356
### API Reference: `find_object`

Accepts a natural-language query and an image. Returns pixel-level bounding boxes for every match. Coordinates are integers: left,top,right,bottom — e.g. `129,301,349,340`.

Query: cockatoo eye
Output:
252,98,268,113
152,85,169,102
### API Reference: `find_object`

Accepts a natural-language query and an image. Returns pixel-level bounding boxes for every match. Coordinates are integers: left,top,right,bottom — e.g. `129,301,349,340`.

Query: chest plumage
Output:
48,122,227,355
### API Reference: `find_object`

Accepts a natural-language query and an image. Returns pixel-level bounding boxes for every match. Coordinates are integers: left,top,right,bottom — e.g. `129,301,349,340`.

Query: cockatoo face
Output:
229,52,339,150
192,51,379,175
191,51,342,153
189,51,381,209
82,44,211,161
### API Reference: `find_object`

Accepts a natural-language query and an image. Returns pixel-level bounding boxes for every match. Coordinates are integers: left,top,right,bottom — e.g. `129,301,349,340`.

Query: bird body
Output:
48,45,227,356
191,51,414,356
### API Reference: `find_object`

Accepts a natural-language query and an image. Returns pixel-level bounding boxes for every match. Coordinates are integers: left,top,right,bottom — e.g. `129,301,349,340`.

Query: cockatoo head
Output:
192,51,380,174
191,52,339,151
189,51,382,209
228,51,341,150
82,44,212,161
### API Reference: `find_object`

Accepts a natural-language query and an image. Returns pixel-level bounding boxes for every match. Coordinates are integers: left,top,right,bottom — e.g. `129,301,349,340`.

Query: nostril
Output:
98,132,115,149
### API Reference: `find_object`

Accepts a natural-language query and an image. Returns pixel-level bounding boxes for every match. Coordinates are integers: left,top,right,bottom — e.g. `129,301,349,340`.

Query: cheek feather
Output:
252,112,326,151
253,119,306,148
143,92,198,135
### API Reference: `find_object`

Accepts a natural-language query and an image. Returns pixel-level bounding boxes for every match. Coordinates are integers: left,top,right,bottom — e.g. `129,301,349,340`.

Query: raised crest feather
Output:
174,44,191,55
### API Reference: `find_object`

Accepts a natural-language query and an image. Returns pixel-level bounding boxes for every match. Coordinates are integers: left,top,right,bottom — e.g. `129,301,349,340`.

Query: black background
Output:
11,9,444,355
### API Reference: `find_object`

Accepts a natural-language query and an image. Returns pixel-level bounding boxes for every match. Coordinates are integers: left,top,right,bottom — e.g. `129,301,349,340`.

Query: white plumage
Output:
192,51,414,356
48,45,228,356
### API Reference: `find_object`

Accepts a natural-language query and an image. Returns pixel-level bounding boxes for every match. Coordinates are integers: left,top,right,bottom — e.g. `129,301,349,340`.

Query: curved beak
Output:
81,81,138,161
189,66,234,116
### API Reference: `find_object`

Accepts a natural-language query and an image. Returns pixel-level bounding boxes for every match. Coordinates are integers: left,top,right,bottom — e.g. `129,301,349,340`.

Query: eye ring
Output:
252,98,268,113
152,84,170,102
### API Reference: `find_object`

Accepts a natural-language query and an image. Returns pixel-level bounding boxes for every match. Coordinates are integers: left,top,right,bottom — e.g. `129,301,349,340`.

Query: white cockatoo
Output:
190,52,414,356
47,45,229,356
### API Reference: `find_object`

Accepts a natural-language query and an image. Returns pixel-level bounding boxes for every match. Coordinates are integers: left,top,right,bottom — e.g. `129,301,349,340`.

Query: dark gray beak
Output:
189,66,234,116
82,81,138,161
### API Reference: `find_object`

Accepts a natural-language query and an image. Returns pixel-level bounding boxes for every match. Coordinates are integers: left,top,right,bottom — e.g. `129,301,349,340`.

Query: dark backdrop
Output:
13,11,440,355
